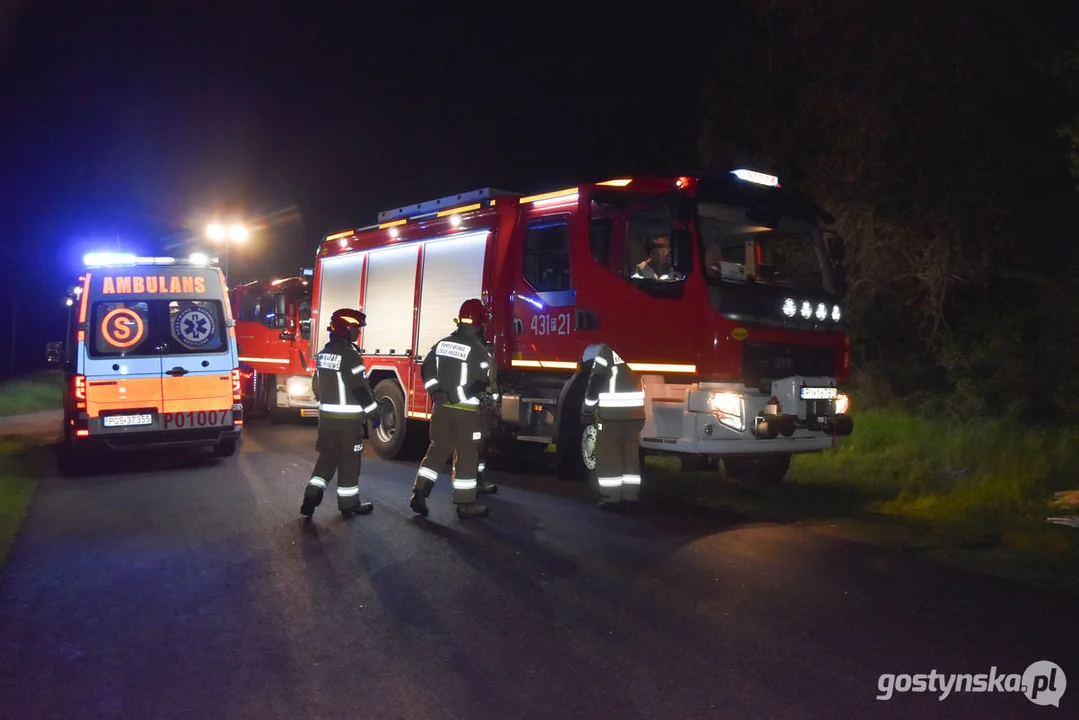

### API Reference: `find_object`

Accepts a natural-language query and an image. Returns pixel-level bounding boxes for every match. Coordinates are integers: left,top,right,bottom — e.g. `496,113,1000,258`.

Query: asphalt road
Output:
1,419,1076,719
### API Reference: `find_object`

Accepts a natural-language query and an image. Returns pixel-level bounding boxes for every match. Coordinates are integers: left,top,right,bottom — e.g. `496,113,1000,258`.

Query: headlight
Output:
287,380,310,397
831,305,841,322
800,301,813,319
815,303,828,321
709,392,745,432
782,297,797,317
835,393,850,415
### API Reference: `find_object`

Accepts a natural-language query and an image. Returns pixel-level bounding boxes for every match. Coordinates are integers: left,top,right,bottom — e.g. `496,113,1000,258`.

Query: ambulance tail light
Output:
73,374,87,410
231,369,242,401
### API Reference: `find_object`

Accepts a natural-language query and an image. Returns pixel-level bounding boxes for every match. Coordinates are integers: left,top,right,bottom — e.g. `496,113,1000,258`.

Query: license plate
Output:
163,410,232,429
800,387,838,400
103,413,153,428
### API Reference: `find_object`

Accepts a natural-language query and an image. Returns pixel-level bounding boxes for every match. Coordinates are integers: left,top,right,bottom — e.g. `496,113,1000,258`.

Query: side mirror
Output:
45,341,63,364
299,319,311,340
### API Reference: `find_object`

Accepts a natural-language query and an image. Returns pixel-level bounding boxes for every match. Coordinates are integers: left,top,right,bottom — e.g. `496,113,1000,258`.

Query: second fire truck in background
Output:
228,272,318,420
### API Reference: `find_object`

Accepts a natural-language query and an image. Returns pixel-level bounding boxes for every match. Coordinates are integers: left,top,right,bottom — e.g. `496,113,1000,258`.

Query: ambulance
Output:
48,252,243,466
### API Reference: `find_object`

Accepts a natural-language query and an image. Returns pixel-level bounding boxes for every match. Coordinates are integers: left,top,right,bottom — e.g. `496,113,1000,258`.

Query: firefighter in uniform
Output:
580,343,646,509
409,299,494,519
300,308,382,519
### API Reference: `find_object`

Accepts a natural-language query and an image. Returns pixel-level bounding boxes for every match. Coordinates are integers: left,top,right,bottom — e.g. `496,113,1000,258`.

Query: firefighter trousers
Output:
307,415,366,509
594,418,645,504
414,404,481,504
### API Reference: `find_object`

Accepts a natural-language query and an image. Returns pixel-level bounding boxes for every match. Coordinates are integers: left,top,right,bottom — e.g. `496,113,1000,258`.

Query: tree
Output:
699,2,1079,421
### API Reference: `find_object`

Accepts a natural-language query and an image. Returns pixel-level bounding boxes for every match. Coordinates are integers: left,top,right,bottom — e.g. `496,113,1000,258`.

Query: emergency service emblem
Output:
173,306,217,348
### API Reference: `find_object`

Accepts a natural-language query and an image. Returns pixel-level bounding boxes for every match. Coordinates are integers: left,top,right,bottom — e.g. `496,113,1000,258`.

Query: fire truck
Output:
228,271,318,420
310,171,854,484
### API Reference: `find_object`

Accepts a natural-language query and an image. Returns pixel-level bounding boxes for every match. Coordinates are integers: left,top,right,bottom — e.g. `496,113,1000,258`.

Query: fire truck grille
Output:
741,342,836,386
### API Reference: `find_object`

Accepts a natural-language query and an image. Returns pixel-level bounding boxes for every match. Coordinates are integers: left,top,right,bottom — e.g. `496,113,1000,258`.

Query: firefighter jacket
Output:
582,344,646,421
312,335,379,419
422,325,494,413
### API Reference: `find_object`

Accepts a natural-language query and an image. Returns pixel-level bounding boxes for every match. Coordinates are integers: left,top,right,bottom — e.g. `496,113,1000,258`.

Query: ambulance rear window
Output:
88,299,228,357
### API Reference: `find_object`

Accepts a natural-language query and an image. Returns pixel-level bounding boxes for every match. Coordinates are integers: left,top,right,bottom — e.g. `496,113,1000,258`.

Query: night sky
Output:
0,2,735,374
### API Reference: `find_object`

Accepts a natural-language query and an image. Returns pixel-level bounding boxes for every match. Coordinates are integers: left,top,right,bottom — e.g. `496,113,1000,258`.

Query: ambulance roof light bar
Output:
377,187,522,224
83,252,217,268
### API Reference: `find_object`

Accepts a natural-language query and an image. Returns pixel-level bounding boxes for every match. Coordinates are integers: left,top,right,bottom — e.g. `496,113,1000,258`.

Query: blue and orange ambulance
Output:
49,253,243,464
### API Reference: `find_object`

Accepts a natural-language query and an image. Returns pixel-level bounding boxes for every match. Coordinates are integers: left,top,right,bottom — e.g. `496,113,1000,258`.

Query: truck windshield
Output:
88,299,229,358
697,201,834,295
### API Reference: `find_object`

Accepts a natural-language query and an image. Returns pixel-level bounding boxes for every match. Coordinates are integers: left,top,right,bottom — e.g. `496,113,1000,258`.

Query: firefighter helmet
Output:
328,308,366,340
456,298,489,328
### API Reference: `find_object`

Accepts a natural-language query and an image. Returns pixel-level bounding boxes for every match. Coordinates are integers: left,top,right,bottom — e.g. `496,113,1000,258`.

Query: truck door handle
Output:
166,367,189,376
575,309,600,330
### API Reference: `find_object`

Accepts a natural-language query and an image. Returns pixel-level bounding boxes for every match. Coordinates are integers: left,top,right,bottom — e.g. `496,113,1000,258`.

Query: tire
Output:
55,441,85,477
367,379,423,461
214,438,238,457
722,454,792,486
556,409,597,486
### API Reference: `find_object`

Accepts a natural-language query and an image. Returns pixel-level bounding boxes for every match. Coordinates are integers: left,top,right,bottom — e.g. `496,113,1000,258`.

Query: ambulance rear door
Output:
82,276,164,433
158,268,236,433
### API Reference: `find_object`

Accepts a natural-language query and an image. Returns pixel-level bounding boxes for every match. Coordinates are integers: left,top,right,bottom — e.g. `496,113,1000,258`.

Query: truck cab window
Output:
589,191,691,297
523,221,571,292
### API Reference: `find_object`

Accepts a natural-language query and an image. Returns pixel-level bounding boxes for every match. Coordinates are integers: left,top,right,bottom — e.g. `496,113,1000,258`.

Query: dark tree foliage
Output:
699,1,1079,423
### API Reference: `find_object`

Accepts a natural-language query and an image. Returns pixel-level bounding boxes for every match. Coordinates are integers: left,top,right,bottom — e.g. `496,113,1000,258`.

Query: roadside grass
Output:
0,439,40,566
0,370,63,417
644,409,1079,594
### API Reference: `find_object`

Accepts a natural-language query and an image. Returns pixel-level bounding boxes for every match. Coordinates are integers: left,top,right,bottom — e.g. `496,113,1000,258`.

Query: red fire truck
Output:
310,171,853,484
228,272,318,420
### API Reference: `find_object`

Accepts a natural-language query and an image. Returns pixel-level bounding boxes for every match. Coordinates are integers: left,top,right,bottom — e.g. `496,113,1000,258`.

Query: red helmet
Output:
328,308,366,339
457,298,489,328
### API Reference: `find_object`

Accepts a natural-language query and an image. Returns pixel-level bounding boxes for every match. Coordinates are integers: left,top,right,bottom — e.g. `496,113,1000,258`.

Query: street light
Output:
204,222,248,278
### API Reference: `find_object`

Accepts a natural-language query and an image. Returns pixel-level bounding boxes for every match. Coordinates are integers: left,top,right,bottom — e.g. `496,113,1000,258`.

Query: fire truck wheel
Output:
554,413,596,484
722,454,792,486
368,379,417,461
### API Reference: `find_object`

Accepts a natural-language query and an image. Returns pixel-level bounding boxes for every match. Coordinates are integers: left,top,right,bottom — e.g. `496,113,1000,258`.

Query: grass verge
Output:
0,370,64,418
0,439,40,567
644,408,1079,595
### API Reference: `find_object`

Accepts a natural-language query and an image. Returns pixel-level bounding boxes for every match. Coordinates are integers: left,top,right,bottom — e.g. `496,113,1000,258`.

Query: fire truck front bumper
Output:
280,375,319,415
639,375,853,457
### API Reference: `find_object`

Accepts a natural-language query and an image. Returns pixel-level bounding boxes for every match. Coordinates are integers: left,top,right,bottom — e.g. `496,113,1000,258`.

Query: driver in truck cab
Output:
50,253,243,468
631,235,682,282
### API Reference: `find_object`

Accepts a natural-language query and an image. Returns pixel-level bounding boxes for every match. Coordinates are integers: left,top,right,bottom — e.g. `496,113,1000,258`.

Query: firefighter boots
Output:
340,501,374,518
455,502,489,519
410,477,434,517
477,479,498,494
300,485,324,518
